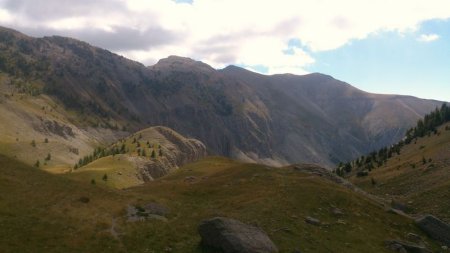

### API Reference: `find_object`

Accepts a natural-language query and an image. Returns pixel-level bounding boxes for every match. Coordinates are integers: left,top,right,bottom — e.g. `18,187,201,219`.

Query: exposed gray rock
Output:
415,215,450,246
305,216,321,226
331,207,344,216
143,202,170,216
198,217,278,253
391,200,412,213
385,240,431,253
126,202,169,222
406,233,422,244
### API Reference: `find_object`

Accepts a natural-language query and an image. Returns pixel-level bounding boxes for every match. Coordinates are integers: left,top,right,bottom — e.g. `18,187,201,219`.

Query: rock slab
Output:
415,215,450,246
385,240,431,253
198,217,278,253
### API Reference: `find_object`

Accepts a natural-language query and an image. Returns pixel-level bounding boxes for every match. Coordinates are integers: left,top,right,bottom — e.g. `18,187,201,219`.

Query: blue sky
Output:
305,19,450,102
0,0,449,101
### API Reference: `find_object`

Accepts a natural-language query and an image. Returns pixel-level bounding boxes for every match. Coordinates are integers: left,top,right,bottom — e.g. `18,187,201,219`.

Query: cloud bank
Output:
0,0,449,74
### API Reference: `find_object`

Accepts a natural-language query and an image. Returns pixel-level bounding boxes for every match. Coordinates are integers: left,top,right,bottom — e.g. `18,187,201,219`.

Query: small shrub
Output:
78,196,90,203
31,140,36,147
356,171,369,177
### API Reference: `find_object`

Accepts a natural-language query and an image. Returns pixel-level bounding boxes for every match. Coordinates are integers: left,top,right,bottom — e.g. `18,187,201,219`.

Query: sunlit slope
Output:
351,123,450,221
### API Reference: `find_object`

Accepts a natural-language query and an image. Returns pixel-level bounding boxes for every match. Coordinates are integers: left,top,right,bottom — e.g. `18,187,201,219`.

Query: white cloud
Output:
1,0,450,74
417,33,440,42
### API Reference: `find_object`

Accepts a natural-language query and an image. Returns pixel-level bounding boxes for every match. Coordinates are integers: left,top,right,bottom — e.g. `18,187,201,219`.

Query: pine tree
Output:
102,174,108,181
34,160,40,167
151,150,156,158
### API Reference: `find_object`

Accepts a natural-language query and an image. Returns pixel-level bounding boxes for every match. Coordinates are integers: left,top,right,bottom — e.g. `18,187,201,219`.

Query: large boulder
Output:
415,215,450,246
384,240,431,253
198,217,278,253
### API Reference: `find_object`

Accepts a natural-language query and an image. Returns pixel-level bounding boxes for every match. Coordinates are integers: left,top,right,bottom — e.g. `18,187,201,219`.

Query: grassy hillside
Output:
351,123,450,222
0,154,441,252
0,73,127,172
0,154,126,253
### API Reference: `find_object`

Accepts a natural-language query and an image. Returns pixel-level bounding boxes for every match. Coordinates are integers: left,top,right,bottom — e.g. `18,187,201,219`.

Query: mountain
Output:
0,154,443,252
0,26,443,168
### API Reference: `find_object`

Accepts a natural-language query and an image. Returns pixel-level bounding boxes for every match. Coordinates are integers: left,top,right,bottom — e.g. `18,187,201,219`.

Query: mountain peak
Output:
0,26,30,40
151,55,216,73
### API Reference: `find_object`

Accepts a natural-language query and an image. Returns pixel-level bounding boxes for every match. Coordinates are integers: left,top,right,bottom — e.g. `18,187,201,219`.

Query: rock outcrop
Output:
128,126,207,181
154,126,206,166
198,217,278,253
415,215,450,246
384,240,431,253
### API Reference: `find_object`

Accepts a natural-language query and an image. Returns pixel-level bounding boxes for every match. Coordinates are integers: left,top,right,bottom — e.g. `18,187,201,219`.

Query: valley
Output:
0,25,449,253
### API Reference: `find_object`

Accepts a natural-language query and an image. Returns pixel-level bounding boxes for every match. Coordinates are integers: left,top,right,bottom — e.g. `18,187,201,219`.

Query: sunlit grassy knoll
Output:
67,154,142,189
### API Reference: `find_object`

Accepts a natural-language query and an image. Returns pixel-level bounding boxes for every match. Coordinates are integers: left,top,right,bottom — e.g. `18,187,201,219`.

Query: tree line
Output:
74,136,164,169
335,103,450,176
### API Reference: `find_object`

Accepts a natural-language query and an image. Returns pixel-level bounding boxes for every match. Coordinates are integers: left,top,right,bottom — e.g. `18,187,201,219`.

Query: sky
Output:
0,0,449,101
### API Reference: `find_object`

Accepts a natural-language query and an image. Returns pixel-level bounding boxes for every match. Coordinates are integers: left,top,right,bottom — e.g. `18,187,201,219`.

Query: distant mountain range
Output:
0,26,443,167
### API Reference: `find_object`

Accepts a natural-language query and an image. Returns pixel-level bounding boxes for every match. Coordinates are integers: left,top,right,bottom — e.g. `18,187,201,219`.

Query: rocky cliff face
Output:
130,126,207,181
0,26,443,167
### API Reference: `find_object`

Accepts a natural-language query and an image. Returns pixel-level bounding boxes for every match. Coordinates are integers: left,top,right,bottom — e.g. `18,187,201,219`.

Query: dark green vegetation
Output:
0,26,443,167
0,154,442,252
349,121,450,222
337,103,450,175
74,133,164,169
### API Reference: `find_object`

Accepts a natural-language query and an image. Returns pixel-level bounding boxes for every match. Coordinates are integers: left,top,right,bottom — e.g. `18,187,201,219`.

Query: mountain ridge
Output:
0,26,444,167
